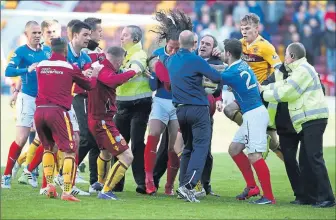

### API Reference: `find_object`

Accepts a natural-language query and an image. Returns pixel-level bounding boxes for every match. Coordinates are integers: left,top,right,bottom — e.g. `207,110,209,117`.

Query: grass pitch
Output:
1,147,335,219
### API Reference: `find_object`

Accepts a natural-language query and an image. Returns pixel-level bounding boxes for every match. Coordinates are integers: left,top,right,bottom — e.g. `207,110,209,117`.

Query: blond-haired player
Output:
224,13,283,160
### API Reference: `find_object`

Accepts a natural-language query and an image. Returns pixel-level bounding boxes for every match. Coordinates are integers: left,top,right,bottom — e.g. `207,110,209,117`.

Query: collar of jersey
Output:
227,59,242,69
26,43,42,52
50,52,66,61
68,42,82,57
101,58,116,72
125,42,143,58
287,57,307,70
246,35,262,49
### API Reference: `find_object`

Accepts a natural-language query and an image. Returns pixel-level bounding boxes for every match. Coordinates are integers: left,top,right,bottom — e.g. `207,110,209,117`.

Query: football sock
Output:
144,135,160,179
42,151,55,184
63,156,76,194
27,145,44,172
252,158,274,201
4,141,22,175
17,152,27,166
103,160,128,192
28,131,36,145
72,153,79,186
26,139,41,165
166,151,179,189
232,152,256,188
97,155,111,184
53,152,59,176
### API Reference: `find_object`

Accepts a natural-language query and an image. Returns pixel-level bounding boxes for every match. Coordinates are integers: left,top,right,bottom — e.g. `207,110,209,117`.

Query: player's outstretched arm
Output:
98,69,136,88
198,57,221,83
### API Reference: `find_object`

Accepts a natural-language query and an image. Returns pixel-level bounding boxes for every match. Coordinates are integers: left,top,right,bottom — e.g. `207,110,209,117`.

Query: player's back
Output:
240,35,281,83
221,60,262,114
36,55,80,110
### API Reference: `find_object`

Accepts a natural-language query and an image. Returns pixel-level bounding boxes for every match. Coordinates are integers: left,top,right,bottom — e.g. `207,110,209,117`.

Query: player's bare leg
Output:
92,149,112,192
99,148,133,200
2,126,31,189
228,142,260,200
144,119,166,195
165,120,179,196
174,130,184,159
224,102,243,126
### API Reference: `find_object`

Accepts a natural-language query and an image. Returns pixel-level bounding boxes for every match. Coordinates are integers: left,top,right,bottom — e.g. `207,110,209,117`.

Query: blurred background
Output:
1,0,335,95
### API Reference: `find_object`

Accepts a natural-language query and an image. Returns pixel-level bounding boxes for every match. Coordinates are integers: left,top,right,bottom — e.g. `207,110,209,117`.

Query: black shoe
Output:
136,185,147,194
78,163,86,173
312,200,335,208
290,199,311,205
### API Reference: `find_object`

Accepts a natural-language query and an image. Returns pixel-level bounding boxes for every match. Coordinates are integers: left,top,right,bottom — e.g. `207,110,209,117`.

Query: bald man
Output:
164,30,221,202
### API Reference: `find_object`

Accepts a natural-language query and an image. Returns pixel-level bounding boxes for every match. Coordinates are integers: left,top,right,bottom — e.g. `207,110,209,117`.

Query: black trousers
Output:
298,120,334,203
279,132,305,199
154,117,214,193
177,105,211,189
114,97,152,189
72,94,100,185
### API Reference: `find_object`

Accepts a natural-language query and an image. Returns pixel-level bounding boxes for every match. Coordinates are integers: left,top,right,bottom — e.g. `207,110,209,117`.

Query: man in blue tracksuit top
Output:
165,30,221,202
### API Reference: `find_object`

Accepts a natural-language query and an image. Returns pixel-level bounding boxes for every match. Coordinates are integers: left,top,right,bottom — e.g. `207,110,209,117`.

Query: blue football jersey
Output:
221,59,263,114
67,43,91,69
5,44,51,97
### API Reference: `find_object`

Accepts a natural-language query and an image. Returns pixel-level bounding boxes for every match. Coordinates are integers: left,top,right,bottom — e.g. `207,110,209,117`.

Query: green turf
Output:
1,148,335,219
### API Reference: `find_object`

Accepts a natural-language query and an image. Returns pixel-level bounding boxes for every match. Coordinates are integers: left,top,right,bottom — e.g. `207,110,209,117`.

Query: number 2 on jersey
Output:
240,71,257,90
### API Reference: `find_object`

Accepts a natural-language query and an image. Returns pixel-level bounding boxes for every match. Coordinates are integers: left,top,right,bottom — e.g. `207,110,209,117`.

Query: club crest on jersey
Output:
253,47,258,53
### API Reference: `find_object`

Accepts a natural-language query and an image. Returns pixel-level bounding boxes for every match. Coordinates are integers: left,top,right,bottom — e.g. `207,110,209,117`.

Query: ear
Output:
290,52,295,59
133,35,139,43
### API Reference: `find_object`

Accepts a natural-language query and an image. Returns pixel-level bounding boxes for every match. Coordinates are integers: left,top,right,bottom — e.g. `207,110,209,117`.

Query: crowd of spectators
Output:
192,1,335,94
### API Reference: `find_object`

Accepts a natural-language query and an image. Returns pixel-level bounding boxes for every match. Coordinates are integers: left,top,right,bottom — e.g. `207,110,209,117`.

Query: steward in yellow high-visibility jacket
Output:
261,43,334,207
114,25,152,194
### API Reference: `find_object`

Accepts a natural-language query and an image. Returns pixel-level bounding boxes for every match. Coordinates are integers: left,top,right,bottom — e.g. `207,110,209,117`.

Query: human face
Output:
120,27,134,49
43,24,61,46
192,34,198,51
91,24,103,43
240,22,258,43
106,53,124,70
166,39,179,55
73,28,91,48
25,24,42,47
284,48,294,65
198,36,214,58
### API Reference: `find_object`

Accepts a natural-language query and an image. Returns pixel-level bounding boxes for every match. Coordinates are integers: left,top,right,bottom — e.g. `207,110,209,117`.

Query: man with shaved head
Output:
165,30,221,202
2,21,51,189
260,42,335,208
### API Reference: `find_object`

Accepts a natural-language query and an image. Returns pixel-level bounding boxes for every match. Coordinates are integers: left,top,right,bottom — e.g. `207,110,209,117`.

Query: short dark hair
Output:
126,25,142,43
288,43,306,60
223,38,242,59
84,17,102,31
72,21,92,34
107,46,126,58
67,19,81,29
51,37,67,53
200,34,218,48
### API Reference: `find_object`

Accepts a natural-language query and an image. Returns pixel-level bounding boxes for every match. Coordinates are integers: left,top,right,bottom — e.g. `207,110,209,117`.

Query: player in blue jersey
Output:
143,10,193,195
2,21,51,189
220,39,275,205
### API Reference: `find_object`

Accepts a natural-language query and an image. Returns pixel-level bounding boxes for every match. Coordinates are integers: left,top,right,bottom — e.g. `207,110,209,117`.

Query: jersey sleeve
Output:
5,47,28,77
262,43,282,68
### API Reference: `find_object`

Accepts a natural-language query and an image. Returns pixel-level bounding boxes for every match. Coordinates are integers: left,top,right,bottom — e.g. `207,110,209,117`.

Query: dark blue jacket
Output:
166,48,221,106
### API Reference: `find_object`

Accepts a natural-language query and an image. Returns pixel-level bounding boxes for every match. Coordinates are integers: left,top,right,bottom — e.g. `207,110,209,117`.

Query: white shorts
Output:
233,105,269,154
68,104,79,132
149,97,177,125
16,92,36,127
